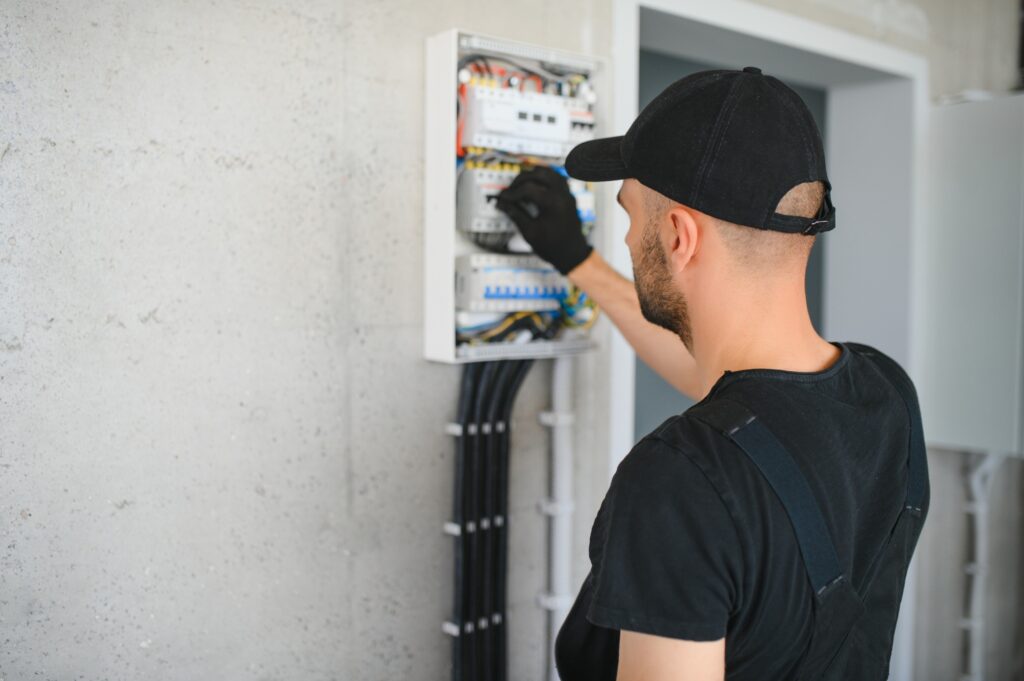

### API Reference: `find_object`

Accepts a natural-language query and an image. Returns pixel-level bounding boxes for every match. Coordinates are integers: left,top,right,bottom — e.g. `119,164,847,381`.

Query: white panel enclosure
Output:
422,29,604,363
918,94,1024,456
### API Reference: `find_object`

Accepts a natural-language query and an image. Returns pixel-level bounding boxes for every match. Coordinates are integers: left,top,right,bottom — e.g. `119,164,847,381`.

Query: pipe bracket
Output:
539,411,575,427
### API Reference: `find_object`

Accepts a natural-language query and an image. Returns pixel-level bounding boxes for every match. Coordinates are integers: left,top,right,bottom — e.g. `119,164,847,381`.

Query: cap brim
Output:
564,136,630,181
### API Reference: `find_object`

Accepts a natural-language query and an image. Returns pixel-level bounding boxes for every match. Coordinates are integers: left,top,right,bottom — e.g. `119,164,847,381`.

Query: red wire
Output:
456,83,466,156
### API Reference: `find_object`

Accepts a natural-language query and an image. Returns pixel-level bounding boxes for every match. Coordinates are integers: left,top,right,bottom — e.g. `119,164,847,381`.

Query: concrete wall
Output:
749,0,1021,97
1,2,613,680
0,1,1019,680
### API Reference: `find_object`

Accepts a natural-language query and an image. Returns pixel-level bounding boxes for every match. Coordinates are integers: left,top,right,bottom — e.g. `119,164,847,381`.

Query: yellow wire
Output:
475,311,532,341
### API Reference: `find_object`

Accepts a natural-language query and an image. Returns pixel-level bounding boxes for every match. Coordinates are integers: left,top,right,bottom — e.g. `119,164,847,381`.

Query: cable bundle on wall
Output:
429,32,598,678
445,359,534,681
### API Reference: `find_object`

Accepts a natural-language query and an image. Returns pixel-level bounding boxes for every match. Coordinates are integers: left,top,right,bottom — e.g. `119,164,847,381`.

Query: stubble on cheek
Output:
634,223,694,353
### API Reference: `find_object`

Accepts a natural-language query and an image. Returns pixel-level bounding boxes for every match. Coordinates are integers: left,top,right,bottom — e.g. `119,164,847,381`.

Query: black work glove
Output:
493,166,593,275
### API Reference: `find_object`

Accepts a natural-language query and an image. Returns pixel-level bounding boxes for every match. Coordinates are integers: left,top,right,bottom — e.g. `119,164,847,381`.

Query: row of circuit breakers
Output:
446,35,600,359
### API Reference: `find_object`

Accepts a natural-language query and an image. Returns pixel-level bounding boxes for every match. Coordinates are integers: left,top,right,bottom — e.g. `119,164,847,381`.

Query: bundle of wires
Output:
559,287,598,330
456,287,597,347
456,310,559,345
449,358,534,681
448,308,564,680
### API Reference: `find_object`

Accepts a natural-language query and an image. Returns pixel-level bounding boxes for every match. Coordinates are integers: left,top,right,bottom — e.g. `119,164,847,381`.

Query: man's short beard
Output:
633,218,694,354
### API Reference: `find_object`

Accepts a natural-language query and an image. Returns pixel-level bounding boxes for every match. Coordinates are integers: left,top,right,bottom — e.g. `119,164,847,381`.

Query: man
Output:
494,67,929,680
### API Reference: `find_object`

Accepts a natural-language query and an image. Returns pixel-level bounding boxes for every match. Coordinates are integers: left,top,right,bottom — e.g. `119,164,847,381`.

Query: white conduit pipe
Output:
539,355,575,681
961,452,1005,681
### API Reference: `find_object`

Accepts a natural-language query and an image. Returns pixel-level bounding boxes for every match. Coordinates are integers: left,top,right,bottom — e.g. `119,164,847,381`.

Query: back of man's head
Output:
642,180,824,277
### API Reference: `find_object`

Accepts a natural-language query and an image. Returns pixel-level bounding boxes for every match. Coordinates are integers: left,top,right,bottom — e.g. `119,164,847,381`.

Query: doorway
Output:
604,2,929,679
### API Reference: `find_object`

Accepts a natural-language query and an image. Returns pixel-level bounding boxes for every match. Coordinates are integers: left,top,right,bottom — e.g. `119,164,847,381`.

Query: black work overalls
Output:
689,346,929,680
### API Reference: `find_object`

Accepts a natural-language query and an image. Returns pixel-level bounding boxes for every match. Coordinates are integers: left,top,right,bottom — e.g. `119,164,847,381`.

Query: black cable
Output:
539,313,564,341
479,360,515,681
451,322,556,681
494,359,534,681
485,359,520,681
487,312,558,344
452,362,481,681
469,361,497,681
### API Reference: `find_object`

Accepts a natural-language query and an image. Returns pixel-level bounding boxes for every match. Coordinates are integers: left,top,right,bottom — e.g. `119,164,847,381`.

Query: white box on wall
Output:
919,93,1024,457
422,29,603,363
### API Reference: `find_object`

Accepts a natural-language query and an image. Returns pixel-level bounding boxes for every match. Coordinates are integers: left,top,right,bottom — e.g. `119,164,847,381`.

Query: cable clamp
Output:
538,498,574,516
442,621,461,637
477,617,489,630
444,423,463,437
465,520,476,533
539,411,575,427
443,521,462,536
479,517,490,530
480,422,492,435
491,612,503,625
467,423,478,436
537,592,573,611
495,421,506,433
493,514,504,527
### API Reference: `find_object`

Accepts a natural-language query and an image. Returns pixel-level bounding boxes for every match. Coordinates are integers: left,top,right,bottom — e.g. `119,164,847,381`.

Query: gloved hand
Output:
492,166,593,275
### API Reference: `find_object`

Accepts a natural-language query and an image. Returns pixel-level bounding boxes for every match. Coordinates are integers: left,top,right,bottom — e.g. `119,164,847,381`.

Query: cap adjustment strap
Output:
763,187,836,235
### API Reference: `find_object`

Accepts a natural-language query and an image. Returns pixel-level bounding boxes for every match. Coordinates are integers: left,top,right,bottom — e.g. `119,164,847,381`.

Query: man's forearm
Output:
568,250,702,401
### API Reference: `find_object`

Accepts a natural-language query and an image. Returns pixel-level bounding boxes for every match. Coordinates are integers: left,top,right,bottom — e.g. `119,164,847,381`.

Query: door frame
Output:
605,1,928,678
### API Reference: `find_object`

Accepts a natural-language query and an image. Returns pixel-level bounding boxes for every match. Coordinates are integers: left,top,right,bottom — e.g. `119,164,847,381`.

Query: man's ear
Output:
666,205,700,274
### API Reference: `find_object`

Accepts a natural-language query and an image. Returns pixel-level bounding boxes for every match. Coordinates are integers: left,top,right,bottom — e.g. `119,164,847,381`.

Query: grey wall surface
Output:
0,1,1020,680
1,3,613,679
911,94,1024,679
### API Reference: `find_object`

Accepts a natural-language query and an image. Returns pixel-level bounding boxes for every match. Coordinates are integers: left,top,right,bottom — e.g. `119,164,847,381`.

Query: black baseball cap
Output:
565,66,836,235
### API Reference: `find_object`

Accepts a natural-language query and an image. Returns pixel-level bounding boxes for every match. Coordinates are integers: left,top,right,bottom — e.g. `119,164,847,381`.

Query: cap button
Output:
742,66,762,75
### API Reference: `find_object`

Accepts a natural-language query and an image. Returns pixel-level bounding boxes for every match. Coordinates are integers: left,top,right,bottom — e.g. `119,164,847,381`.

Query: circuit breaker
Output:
423,30,602,362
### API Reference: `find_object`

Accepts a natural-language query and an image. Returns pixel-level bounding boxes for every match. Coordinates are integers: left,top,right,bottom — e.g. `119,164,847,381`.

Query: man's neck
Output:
691,287,841,399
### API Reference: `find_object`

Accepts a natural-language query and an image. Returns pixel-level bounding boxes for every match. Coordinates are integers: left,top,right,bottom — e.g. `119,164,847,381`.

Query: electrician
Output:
494,66,929,681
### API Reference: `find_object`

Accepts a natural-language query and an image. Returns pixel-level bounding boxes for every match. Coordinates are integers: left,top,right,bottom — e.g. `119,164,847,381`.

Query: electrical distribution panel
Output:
455,254,569,312
424,30,602,362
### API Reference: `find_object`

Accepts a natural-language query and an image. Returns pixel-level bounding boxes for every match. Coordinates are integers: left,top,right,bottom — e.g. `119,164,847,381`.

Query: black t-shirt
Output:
554,341,916,680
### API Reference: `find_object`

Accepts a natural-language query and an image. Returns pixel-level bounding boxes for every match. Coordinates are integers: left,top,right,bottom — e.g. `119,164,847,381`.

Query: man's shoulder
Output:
646,411,738,461
609,414,738,500
843,341,914,383
842,341,921,407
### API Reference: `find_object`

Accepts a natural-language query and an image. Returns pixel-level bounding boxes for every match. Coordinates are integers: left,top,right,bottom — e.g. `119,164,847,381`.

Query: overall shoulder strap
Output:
845,344,928,516
689,398,845,596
